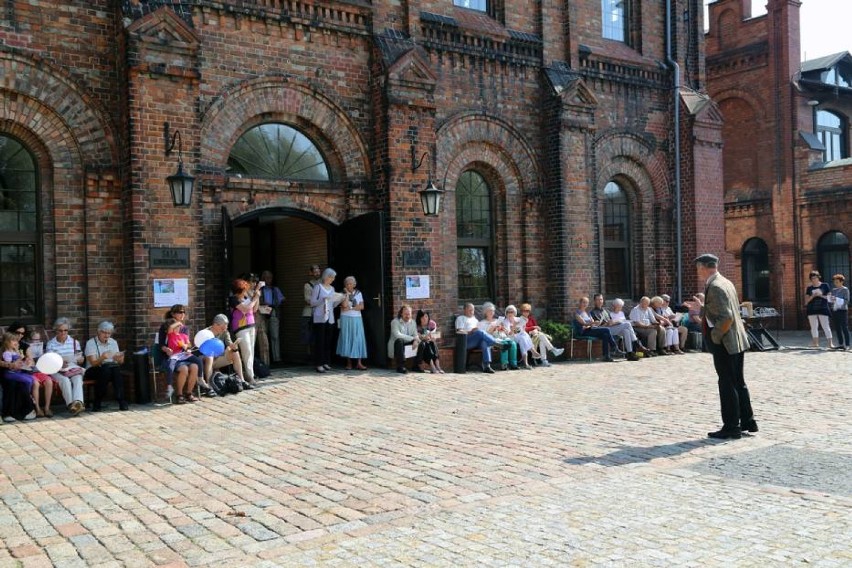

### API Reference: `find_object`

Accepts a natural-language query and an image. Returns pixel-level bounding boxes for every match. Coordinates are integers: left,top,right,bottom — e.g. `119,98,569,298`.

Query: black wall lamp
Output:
164,121,195,207
411,146,444,217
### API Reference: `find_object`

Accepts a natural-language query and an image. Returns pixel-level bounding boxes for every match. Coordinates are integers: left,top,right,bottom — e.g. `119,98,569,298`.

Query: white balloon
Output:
193,329,215,348
36,352,63,375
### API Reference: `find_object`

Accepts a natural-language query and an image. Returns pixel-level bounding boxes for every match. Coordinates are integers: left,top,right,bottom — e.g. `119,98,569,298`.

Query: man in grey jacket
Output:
686,254,758,439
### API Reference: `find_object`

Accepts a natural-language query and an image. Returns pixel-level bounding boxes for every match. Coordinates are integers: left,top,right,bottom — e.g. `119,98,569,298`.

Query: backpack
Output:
253,358,271,379
211,371,242,396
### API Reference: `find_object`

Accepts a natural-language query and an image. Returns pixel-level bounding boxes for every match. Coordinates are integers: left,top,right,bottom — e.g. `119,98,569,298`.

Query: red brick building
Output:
706,0,852,329
1,0,722,363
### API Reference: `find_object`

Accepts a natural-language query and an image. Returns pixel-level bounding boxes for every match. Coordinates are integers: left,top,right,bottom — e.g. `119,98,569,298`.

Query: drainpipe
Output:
665,0,682,303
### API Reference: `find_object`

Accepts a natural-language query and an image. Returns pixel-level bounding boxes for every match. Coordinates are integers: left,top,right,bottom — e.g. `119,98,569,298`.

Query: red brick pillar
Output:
125,10,202,348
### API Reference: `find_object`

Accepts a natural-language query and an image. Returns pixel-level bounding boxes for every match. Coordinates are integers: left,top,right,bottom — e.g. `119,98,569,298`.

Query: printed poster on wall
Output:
153,278,189,307
405,275,430,300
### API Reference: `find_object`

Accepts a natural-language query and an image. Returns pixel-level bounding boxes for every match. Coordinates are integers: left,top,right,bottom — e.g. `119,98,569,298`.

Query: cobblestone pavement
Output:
1,345,849,567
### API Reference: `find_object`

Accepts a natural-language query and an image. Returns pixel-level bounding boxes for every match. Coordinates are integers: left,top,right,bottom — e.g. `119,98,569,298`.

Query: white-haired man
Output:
203,314,250,390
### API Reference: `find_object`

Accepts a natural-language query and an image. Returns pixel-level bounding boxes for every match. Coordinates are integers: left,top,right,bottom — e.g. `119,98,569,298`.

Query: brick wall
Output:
0,0,724,352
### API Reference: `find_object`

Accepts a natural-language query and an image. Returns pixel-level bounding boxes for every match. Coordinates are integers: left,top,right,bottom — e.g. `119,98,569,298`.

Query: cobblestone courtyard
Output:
1,347,850,567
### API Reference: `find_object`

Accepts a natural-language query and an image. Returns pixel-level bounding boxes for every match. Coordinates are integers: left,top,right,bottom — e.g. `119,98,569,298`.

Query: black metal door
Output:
332,212,388,366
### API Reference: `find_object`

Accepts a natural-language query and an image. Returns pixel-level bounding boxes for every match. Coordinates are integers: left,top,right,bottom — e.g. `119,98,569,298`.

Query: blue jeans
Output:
466,330,497,365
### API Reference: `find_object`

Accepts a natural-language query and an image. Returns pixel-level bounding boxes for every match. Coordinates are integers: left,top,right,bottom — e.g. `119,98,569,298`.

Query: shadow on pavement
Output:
563,439,720,466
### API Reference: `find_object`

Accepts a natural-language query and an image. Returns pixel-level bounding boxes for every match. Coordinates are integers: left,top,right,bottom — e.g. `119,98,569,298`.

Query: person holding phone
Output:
84,321,129,411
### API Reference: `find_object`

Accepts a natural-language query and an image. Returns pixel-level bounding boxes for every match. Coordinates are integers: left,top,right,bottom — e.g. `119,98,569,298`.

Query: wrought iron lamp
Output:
411,147,444,217
164,122,195,207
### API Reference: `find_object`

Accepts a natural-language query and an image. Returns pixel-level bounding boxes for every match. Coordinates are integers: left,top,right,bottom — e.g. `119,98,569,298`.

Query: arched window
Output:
741,238,770,303
817,231,850,283
227,123,329,181
816,110,847,162
456,171,493,302
0,135,40,322
603,181,631,295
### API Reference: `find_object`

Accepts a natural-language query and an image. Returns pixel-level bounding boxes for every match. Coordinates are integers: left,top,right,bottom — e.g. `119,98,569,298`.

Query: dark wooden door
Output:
332,212,388,366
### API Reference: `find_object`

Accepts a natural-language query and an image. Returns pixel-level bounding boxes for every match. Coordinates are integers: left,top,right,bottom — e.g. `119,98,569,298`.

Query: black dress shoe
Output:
708,428,742,439
119,401,130,411
741,419,759,433
396,367,408,374
482,366,495,374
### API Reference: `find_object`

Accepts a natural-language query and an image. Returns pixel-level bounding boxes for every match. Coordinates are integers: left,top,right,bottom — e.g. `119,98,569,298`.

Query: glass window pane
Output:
454,0,487,11
0,244,37,319
0,211,17,231
817,110,841,128
603,181,631,295
818,231,851,281
458,247,490,301
227,123,329,181
456,171,492,240
602,0,626,42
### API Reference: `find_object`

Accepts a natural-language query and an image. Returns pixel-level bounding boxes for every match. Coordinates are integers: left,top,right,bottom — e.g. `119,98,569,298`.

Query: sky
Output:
799,0,851,60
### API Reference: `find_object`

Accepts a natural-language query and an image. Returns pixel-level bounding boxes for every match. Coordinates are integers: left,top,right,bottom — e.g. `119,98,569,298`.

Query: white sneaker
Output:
552,347,565,358
541,360,552,367
24,410,37,420
2,416,16,423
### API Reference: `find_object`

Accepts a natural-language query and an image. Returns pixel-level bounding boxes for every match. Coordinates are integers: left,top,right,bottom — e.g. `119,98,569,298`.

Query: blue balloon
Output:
199,338,225,358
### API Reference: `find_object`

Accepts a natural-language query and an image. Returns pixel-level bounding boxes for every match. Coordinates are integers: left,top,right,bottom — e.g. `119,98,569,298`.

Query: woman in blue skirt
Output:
337,276,368,370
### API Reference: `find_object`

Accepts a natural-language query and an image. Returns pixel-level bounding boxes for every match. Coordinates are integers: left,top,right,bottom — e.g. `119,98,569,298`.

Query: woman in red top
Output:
520,303,564,367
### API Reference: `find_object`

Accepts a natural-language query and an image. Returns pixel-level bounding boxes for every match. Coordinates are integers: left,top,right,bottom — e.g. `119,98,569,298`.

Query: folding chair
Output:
570,322,601,361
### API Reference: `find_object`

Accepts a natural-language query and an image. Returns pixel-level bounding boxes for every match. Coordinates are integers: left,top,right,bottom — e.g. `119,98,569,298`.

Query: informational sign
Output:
153,278,189,307
149,247,191,268
405,275,430,300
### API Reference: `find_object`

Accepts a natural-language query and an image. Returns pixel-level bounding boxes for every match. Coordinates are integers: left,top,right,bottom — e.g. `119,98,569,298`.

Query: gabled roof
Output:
801,51,851,73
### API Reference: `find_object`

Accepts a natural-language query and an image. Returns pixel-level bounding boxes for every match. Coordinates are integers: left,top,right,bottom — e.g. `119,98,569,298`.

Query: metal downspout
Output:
665,0,683,303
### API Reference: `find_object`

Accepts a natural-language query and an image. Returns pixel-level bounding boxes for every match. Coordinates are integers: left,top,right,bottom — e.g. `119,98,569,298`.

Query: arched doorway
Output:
223,207,387,366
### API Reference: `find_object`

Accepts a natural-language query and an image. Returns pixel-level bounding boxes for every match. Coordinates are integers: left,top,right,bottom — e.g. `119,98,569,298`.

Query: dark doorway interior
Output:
228,210,387,366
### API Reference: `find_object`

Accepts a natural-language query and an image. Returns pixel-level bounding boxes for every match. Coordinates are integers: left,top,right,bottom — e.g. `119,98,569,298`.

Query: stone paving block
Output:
1,352,851,565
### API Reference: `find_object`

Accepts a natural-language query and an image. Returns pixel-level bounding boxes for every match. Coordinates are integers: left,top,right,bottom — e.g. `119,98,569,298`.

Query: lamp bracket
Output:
411,146,430,173
164,121,184,160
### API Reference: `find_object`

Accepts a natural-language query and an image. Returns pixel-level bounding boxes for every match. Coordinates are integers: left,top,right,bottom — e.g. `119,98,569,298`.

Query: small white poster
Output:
405,275,430,300
154,278,189,307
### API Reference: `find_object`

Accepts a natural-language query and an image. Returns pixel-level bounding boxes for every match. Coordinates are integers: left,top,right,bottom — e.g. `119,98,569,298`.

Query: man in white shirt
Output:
629,296,665,355
455,303,498,373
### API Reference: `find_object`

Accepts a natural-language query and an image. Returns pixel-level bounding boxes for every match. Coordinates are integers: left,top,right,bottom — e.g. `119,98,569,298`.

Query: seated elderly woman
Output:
478,302,519,371
660,294,688,352
573,296,619,362
202,313,251,391
84,321,129,411
502,305,539,369
589,295,642,361
520,303,564,366
650,296,684,355
165,318,201,403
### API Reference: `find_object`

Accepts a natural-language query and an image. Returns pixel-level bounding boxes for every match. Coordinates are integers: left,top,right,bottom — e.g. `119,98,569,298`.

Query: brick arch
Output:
0,52,118,166
435,112,541,195
199,76,369,181
0,95,91,324
712,88,767,121
593,130,668,203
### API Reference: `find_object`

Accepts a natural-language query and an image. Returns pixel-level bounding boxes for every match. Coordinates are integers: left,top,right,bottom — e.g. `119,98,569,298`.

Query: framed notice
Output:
405,275,430,300
153,278,189,307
